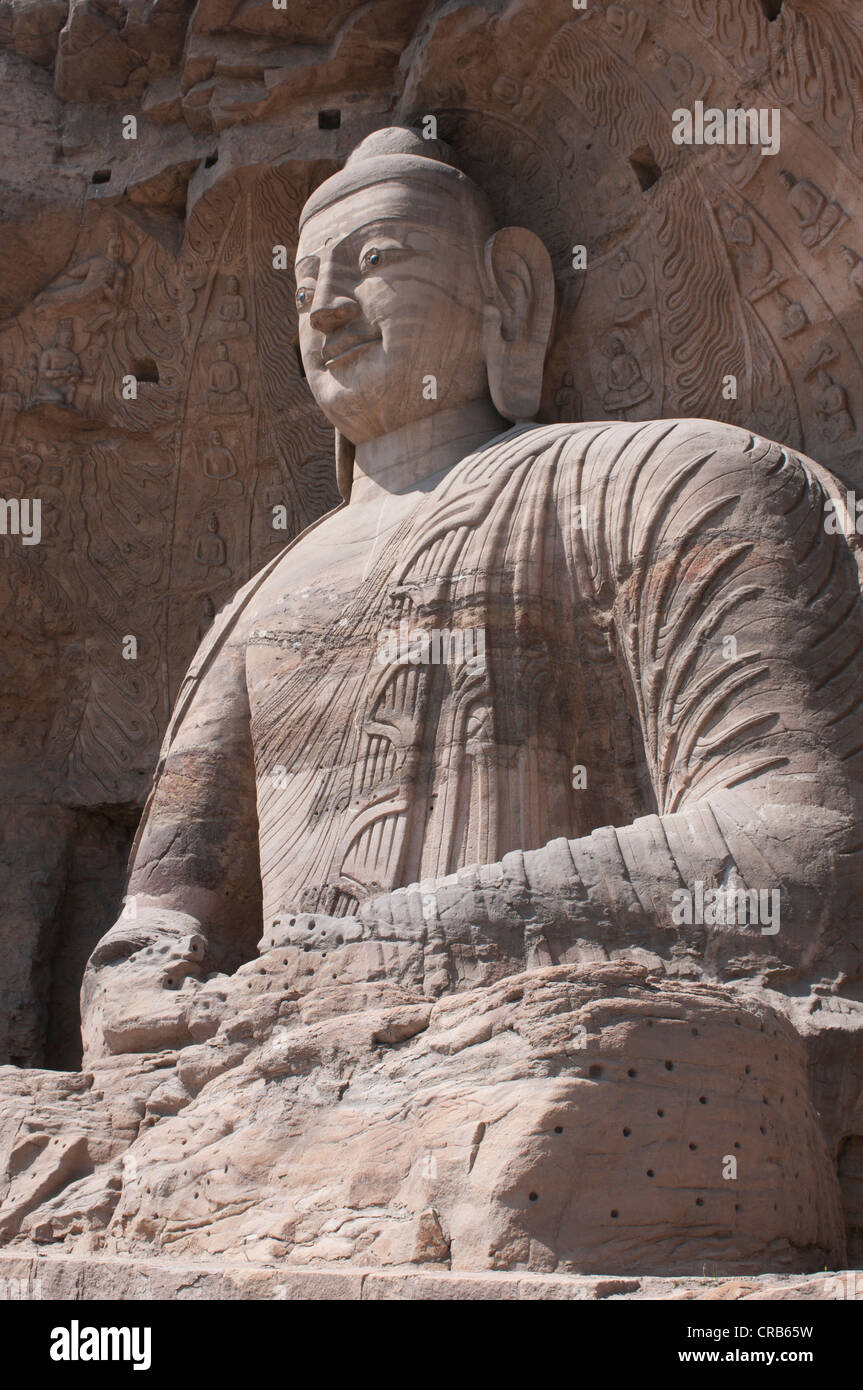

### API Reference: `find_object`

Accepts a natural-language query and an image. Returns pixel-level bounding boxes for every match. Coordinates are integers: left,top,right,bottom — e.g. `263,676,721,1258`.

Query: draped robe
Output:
122,420,863,992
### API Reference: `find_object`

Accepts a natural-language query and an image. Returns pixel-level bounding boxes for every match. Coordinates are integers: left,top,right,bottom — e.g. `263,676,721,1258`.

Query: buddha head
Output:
295,127,556,498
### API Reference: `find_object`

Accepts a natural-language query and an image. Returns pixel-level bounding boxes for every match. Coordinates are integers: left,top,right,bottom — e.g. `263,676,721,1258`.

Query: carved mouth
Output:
321,333,380,367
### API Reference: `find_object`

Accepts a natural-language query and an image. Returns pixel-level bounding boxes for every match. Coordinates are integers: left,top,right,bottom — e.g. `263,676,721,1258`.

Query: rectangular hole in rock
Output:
629,145,661,193
131,357,159,385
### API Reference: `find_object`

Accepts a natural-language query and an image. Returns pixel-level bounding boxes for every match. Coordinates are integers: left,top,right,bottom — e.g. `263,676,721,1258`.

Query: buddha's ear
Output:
482,226,555,422
335,429,355,502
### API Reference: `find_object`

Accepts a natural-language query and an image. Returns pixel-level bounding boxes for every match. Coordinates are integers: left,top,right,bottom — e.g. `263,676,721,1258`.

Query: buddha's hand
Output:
80,907,208,1060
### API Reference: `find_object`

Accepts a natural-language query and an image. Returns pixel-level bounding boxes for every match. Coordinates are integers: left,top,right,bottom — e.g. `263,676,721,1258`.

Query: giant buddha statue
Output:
74,129,863,1274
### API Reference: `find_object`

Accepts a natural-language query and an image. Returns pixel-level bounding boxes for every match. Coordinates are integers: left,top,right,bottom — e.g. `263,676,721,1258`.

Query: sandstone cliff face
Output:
2,0,863,1283
4,0,863,1069
0,961,850,1275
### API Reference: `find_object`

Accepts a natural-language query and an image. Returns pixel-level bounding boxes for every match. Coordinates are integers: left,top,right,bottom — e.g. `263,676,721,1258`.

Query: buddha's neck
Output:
350,398,510,505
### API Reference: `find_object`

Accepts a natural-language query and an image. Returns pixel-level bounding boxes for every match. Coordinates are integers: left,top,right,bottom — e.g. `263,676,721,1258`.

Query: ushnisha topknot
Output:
298,125,497,236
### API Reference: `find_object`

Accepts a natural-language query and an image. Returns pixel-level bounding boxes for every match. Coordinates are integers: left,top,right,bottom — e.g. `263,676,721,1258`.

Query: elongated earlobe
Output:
335,429,355,501
482,226,555,421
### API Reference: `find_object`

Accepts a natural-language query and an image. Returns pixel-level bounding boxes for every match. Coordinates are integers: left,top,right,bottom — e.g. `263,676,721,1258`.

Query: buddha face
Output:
295,181,491,444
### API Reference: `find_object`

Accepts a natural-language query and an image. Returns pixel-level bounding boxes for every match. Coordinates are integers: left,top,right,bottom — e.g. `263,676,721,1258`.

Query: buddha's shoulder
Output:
200,502,351,643
521,417,821,492
523,416,790,464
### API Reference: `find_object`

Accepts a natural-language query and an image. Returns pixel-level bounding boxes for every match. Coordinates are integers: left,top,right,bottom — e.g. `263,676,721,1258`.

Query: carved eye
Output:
296,287,311,309
360,247,382,272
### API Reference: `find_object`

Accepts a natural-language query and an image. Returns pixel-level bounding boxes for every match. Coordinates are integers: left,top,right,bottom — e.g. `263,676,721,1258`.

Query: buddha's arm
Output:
81,600,261,1057
354,424,863,988
597,423,863,970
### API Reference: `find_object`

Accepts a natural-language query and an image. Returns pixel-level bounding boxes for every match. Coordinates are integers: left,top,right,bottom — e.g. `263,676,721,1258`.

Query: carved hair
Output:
299,126,497,245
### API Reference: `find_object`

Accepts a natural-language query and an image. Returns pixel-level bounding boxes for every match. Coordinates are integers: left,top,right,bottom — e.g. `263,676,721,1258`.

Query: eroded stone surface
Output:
0,1249,858,1301
4,0,863,1066
2,3,863,1289
0,962,852,1275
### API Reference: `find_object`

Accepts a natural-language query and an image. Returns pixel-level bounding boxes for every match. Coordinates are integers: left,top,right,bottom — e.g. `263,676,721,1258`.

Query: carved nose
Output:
309,295,359,335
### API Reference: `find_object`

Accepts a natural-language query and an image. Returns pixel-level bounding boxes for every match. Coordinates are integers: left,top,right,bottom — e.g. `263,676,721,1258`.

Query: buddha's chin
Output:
321,336,382,377
310,361,389,423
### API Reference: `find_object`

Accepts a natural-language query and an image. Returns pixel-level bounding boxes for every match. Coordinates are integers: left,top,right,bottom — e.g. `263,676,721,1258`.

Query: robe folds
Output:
125,420,863,989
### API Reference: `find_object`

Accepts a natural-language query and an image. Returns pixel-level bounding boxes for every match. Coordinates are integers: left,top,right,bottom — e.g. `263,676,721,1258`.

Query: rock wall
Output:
2,0,863,1067
0,961,850,1274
